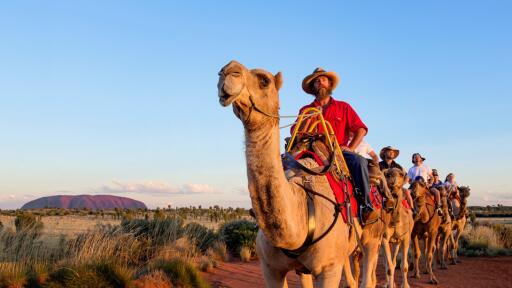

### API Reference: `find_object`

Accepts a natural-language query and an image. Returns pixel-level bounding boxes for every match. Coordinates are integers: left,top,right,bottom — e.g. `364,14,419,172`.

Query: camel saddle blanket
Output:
292,150,382,223
402,199,411,210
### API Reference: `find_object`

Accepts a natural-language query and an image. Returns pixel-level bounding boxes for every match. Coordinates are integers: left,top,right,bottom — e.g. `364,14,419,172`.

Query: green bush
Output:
184,222,219,252
154,258,210,288
219,219,258,257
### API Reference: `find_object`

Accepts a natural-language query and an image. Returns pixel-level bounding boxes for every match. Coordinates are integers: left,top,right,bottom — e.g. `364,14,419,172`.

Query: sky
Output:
1,1,511,209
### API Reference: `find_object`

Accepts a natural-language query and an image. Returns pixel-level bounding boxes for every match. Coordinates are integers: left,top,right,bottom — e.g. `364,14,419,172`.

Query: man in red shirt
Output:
292,68,375,223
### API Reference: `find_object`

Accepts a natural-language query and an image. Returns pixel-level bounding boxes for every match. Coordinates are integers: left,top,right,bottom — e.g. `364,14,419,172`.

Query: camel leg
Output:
453,227,462,264
343,256,357,288
400,237,411,288
260,261,287,288
360,242,380,288
422,238,429,274
314,264,343,288
381,241,392,288
371,251,379,288
383,241,396,288
353,253,362,285
426,233,439,284
299,273,314,288
439,232,448,270
412,235,421,279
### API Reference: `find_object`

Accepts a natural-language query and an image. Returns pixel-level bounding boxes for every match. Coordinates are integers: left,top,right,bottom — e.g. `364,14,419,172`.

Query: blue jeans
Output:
343,151,372,208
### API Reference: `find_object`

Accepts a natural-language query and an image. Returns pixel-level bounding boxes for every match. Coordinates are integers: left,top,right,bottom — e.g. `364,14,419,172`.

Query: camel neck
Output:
244,122,306,249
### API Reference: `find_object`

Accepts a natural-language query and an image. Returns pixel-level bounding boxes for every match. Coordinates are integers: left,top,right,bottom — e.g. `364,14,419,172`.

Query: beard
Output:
315,87,332,101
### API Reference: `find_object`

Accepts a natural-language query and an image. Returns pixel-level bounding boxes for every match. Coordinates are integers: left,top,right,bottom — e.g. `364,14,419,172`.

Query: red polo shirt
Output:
291,97,368,146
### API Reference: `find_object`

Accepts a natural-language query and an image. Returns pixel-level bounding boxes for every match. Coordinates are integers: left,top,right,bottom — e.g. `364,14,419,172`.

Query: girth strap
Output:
281,180,341,258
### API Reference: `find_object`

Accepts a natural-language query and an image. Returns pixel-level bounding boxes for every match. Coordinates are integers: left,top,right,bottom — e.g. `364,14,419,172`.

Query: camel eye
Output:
257,74,271,88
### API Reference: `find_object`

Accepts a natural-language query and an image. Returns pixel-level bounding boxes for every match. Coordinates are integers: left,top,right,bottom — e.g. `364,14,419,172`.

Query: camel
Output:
434,186,453,270
448,186,471,264
409,179,445,284
380,168,414,288
218,60,352,287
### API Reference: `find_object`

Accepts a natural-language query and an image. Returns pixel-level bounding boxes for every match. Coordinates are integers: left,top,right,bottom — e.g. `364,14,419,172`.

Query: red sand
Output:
204,256,512,288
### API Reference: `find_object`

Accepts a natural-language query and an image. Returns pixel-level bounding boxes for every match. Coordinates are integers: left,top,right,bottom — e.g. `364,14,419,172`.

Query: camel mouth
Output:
218,90,239,107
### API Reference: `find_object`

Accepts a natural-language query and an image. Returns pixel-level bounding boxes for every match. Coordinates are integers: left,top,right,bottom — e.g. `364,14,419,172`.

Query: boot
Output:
436,204,443,216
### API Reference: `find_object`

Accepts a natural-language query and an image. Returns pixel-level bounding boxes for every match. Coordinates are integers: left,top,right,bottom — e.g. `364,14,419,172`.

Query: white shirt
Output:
354,140,374,159
408,164,431,183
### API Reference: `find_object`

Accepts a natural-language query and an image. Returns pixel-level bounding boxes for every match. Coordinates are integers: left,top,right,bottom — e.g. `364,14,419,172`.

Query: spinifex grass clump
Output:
459,223,512,256
120,217,185,246
153,258,210,288
184,222,219,253
45,262,134,288
219,219,258,258
0,262,27,288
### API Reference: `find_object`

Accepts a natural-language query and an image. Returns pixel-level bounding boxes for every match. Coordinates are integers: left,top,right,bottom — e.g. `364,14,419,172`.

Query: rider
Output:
292,67,376,224
379,146,414,210
408,153,442,215
444,173,459,217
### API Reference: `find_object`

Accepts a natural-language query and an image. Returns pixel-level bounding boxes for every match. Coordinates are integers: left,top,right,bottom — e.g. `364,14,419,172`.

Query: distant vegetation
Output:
0,206,253,287
469,205,512,217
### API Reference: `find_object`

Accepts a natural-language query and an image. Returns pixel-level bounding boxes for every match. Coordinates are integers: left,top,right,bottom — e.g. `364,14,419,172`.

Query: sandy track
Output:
204,256,512,288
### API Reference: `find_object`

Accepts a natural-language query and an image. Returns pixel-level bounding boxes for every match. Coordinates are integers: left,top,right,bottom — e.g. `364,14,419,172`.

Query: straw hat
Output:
302,67,339,95
379,146,400,160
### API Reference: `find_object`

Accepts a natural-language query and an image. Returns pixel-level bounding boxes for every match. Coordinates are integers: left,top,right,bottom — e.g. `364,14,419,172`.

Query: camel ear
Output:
274,72,283,91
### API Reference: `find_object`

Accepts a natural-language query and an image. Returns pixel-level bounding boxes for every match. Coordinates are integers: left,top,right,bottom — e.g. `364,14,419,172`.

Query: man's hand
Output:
341,146,353,152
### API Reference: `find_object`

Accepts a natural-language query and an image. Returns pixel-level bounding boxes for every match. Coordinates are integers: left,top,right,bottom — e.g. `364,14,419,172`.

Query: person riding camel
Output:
291,67,378,224
431,169,443,188
445,172,459,218
379,146,414,210
408,153,442,215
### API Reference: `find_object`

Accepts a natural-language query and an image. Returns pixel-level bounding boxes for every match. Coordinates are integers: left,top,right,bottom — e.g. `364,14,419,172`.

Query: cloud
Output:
95,180,216,195
232,186,249,195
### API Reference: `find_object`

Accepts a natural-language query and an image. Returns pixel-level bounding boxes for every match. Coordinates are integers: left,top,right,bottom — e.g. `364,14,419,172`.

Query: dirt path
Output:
204,256,512,288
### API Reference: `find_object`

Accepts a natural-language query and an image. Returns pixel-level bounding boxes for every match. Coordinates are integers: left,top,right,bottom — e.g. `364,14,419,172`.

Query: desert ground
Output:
204,256,512,288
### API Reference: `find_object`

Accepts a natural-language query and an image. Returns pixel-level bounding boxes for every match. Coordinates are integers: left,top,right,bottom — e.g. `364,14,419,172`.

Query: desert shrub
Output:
67,231,147,266
25,263,49,288
45,262,133,288
154,258,210,288
198,256,215,272
133,270,172,288
152,238,199,264
239,246,252,262
207,241,228,262
184,222,219,252
14,212,43,234
219,219,257,256
0,228,59,263
120,218,184,246
0,262,26,288
459,224,512,256
490,223,512,248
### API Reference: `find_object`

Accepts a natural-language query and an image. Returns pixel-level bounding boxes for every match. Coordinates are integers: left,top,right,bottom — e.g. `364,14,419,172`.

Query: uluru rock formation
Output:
21,195,147,210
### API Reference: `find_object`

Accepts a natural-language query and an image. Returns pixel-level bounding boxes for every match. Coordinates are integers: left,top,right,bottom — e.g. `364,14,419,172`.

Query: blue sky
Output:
1,1,511,209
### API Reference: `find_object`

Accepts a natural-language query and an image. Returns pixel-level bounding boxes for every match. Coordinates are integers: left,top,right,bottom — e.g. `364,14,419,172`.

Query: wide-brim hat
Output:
412,153,426,163
379,146,400,160
302,67,339,95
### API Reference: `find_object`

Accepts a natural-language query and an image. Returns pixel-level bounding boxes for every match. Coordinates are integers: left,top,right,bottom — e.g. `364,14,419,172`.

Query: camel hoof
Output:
413,274,420,279
441,265,448,270
430,277,439,285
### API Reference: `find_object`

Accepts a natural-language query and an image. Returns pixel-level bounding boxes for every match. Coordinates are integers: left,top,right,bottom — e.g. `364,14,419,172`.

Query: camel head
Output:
383,168,407,196
218,60,283,127
458,186,471,200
